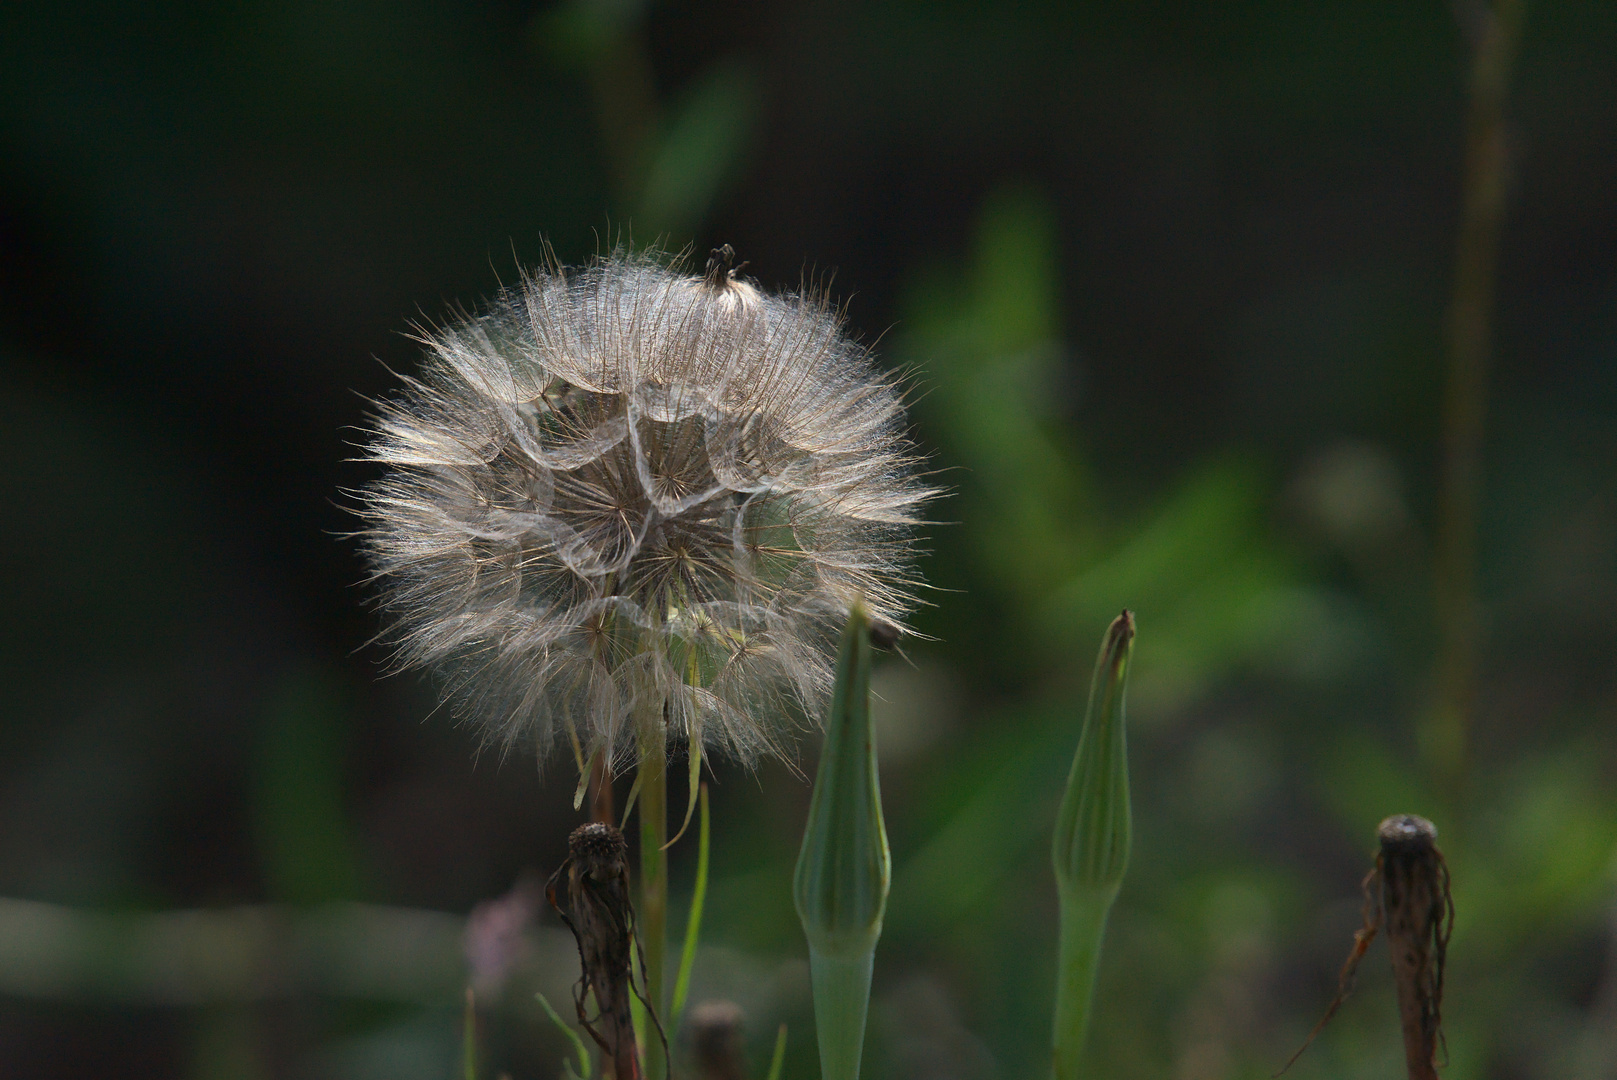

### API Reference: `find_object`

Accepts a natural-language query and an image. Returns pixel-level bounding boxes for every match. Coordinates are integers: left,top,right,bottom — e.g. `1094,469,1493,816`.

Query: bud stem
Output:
805,949,876,1080
1051,886,1116,1080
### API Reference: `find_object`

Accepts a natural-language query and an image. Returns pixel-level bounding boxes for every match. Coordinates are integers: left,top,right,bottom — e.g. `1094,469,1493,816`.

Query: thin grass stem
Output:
671,783,711,1024
765,1024,789,1080
538,991,595,1080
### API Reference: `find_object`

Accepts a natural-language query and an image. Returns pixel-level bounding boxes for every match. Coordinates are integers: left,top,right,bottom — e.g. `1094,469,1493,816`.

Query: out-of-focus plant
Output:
879,187,1316,1078
535,0,758,244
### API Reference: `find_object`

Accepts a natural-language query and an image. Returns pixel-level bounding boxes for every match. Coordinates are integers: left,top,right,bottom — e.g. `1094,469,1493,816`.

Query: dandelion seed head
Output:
359,249,931,769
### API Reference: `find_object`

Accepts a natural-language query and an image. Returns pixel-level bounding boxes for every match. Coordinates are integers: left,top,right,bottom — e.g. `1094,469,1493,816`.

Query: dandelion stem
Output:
638,726,669,1080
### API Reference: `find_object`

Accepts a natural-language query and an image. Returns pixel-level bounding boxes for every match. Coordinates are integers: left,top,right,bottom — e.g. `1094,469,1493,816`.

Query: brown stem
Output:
590,749,616,825
1376,816,1453,1080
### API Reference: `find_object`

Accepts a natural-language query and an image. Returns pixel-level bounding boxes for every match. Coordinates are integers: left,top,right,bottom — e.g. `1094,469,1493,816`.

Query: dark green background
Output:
2,1,1615,1077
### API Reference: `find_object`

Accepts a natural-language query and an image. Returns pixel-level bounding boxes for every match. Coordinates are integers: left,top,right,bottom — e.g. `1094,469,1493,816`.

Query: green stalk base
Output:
1051,886,1117,1080
807,946,875,1080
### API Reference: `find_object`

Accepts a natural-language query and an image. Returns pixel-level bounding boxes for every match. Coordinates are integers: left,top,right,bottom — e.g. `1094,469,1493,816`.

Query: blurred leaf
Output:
888,714,1063,934
903,188,1317,711
637,61,758,241
1318,730,1436,842
1042,458,1310,711
533,0,650,67
1465,749,1617,954
902,185,1093,601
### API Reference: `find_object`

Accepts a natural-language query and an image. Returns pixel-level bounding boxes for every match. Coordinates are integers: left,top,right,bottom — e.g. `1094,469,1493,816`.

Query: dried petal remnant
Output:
360,251,931,766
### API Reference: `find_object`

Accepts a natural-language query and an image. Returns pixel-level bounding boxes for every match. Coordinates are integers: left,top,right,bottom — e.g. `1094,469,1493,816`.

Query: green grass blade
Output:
671,782,711,1022
537,992,593,1080
463,987,478,1080
764,1023,789,1080
665,736,703,849
629,938,648,1061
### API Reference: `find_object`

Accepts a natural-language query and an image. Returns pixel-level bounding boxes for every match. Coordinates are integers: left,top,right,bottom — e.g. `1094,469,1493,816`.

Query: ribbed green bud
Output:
1053,610,1134,893
1050,610,1135,1080
793,605,889,1080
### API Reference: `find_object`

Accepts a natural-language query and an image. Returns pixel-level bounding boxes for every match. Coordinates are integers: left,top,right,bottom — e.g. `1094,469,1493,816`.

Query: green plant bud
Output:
1053,610,1134,896
793,604,889,1080
1050,610,1135,1080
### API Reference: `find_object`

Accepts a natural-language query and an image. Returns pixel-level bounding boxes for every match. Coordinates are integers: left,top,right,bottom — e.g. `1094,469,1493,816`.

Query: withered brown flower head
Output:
359,249,931,767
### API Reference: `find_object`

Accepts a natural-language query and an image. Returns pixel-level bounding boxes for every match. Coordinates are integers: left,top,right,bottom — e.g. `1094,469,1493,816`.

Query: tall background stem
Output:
1428,0,1526,790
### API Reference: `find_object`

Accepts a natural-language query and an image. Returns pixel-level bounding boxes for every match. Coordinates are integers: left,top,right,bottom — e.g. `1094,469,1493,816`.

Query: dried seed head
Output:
359,249,932,769
550,819,644,1080
570,821,631,874
1377,813,1437,853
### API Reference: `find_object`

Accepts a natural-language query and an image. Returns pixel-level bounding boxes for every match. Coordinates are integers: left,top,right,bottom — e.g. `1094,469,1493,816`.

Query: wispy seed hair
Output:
358,248,933,768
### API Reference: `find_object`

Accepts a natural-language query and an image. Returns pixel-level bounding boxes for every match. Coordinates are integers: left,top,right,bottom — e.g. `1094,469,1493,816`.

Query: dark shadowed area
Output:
2,2,1615,1078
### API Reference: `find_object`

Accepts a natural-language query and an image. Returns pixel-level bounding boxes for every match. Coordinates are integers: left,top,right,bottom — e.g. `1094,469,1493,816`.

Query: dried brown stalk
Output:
1279,815,1454,1080
548,822,666,1080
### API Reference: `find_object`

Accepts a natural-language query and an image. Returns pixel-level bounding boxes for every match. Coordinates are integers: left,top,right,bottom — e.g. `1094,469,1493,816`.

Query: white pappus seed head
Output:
358,248,933,769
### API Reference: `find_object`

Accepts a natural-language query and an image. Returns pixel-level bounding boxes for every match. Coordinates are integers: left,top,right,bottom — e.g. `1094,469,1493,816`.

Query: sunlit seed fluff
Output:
359,249,932,768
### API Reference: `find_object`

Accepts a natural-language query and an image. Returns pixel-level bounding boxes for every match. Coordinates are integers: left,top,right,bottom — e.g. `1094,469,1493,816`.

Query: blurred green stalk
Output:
794,605,889,1080
1429,0,1525,792
1050,611,1135,1080
463,986,478,1080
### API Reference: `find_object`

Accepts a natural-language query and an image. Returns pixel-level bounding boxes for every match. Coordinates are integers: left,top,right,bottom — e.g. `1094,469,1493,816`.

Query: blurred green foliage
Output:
1,1,1615,1079
252,669,362,907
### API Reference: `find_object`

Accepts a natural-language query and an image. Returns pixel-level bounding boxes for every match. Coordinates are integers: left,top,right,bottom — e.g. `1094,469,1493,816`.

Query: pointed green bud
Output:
1053,610,1134,894
793,604,889,1080
1051,610,1135,1080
